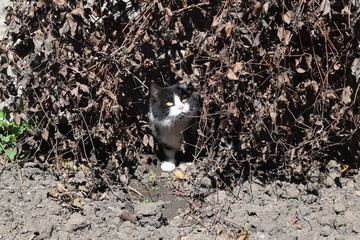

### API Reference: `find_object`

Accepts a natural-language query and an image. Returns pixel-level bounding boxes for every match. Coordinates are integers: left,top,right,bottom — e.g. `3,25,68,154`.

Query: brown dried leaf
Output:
59,20,70,36
296,68,306,73
33,30,44,51
42,128,49,141
164,7,172,23
72,197,83,209
278,95,289,103
341,6,351,15
57,183,66,192
47,190,59,198
66,13,78,36
142,134,149,146
341,86,352,105
14,113,21,126
351,58,360,82
71,86,79,97
233,62,243,73
71,8,85,18
226,233,235,240
148,135,154,149
282,11,293,24
181,234,192,240
284,30,292,45
305,55,313,69
53,0,66,6
215,224,222,235
263,2,270,13
227,69,239,80
252,2,262,17
225,21,232,38
212,17,219,27
79,83,89,93
319,0,331,15
78,185,90,192
277,26,284,41
326,90,337,100
174,169,186,180
238,228,250,240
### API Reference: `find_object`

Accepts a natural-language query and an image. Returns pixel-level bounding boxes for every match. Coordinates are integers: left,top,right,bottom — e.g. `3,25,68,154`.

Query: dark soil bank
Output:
1,161,360,240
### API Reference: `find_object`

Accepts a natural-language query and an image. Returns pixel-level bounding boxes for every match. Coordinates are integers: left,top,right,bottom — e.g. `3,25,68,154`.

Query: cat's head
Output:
149,82,198,126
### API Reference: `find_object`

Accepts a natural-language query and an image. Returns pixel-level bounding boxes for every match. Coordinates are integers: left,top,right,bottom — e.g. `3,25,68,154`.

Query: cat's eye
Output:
182,98,187,103
166,102,174,106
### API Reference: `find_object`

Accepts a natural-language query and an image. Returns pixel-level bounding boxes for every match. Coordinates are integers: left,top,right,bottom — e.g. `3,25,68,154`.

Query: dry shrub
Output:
1,0,359,193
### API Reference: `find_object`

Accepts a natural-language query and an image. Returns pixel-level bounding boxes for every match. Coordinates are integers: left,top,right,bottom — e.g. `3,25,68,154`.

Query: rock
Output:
333,203,346,214
120,211,135,223
216,190,228,202
155,226,180,239
321,225,332,237
65,213,90,232
135,201,163,217
327,160,339,170
118,221,136,236
324,176,334,187
282,184,300,199
303,194,318,204
200,177,212,188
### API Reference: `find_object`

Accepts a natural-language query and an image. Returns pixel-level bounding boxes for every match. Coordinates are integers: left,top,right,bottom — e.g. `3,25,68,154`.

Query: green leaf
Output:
5,148,17,161
0,120,8,128
1,134,16,143
1,135,11,143
0,111,5,119
0,143,6,153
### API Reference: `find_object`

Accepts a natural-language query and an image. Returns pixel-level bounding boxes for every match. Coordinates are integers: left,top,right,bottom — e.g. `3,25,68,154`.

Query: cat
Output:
149,82,199,172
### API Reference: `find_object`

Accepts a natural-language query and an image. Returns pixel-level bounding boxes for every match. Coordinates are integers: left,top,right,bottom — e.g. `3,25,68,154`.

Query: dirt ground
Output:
1,159,360,240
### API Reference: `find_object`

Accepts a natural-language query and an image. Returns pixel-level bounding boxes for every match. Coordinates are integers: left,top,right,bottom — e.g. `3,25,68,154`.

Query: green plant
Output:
0,111,31,162
152,185,159,191
149,171,157,180
141,199,149,204
149,171,160,190
167,177,174,184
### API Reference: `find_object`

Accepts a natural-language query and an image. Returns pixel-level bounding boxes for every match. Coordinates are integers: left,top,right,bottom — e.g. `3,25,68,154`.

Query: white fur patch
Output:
161,161,176,172
169,95,190,117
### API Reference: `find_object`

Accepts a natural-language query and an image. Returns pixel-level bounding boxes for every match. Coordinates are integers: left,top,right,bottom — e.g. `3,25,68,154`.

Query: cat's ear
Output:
178,83,188,89
179,82,194,94
150,82,161,100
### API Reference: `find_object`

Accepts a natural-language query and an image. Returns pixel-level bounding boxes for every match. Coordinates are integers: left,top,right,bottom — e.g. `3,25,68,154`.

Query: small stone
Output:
65,213,90,232
200,177,212,188
120,211,135,223
324,176,334,188
135,201,163,216
216,191,228,202
333,203,346,214
303,194,317,204
327,160,339,169
320,225,332,237
283,184,300,199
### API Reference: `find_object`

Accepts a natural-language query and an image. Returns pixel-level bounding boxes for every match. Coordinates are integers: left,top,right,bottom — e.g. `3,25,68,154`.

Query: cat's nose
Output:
179,106,184,111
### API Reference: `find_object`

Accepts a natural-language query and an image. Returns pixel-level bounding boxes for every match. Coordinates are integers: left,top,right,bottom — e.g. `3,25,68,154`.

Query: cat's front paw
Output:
161,161,176,172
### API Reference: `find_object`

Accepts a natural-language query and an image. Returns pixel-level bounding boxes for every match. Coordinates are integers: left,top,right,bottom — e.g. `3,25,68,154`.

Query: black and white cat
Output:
149,83,199,171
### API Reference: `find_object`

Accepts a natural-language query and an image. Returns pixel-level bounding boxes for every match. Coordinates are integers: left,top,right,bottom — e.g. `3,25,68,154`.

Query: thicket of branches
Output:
1,0,360,191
